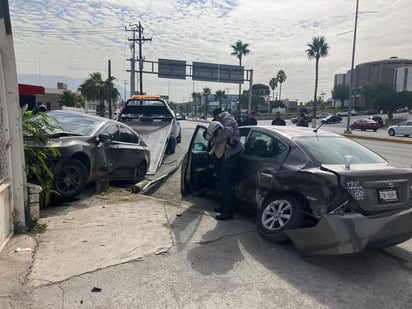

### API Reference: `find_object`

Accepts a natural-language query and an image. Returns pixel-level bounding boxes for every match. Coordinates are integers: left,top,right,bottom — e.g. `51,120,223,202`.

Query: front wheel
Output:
388,129,395,136
256,194,304,242
54,160,88,201
133,161,147,182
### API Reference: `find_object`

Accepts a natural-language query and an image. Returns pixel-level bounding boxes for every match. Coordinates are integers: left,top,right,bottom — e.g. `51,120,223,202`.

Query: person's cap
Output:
37,104,47,112
213,107,222,118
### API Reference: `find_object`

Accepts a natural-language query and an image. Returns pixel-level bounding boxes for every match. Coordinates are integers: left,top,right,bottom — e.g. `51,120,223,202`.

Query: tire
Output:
256,194,304,242
176,132,182,144
167,137,176,154
134,161,147,182
388,129,395,136
54,160,88,201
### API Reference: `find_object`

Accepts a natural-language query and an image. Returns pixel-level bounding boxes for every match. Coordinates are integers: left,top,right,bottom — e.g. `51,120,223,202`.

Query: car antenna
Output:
313,122,324,133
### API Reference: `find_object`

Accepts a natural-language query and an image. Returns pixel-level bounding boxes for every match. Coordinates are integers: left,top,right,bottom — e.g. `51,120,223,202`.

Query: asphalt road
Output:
18,117,412,309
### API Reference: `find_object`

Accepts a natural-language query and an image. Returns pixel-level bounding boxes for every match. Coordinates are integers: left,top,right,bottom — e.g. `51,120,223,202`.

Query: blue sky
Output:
8,0,412,103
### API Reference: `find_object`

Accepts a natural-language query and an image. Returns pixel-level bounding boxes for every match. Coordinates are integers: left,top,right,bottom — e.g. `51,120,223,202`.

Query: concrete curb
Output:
342,133,412,144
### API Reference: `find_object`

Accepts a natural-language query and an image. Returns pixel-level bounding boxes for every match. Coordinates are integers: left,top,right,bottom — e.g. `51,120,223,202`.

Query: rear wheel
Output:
167,137,177,154
54,160,88,201
256,194,304,242
176,132,182,143
388,129,395,136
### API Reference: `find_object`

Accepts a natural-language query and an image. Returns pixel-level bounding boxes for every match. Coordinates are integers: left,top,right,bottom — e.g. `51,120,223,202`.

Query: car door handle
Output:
259,171,273,178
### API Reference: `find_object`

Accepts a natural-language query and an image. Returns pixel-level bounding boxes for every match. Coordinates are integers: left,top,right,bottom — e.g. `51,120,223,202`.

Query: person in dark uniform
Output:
243,111,257,125
296,113,309,127
211,108,244,220
271,112,286,126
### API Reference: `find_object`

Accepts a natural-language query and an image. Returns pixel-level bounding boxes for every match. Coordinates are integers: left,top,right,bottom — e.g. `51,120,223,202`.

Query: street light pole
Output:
345,0,359,133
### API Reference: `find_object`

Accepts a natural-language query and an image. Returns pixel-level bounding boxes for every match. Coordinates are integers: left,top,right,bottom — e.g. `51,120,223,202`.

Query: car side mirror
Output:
98,133,112,144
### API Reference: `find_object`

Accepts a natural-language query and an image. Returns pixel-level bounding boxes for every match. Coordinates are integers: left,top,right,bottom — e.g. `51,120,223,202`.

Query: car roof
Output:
48,110,116,124
243,125,341,139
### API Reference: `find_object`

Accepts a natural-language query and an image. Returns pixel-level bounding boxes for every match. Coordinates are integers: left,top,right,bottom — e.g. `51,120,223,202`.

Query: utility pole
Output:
123,80,128,102
125,25,137,97
136,21,152,95
108,59,112,119
126,22,152,95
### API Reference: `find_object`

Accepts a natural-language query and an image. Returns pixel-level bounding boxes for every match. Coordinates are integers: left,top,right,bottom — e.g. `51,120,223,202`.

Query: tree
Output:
231,40,250,112
306,36,329,124
215,90,227,109
78,72,120,117
276,70,287,101
252,84,270,98
58,90,83,108
361,81,397,117
269,77,278,101
203,87,212,116
332,84,349,109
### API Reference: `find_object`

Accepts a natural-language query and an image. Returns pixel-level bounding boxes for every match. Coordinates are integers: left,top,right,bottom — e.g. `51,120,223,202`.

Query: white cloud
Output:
9,0,412,102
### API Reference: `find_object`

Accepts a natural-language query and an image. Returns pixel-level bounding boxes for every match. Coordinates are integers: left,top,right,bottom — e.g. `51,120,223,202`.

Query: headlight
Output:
47,140,62,147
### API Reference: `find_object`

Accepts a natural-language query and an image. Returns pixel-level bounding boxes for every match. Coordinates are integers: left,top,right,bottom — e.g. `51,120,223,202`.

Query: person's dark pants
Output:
219,154,238,215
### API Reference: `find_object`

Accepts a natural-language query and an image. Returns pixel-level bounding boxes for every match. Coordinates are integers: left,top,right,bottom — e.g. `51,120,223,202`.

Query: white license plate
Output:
378,189,398,203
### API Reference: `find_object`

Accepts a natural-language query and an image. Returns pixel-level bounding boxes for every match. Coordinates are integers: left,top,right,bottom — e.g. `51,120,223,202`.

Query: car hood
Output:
321,163,412,213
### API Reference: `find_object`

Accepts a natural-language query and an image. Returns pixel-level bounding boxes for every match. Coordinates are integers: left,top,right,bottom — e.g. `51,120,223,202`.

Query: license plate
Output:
378,189,398,203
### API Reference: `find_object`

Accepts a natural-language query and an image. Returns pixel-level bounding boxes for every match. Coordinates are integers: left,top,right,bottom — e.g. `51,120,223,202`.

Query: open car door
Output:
181,124,210,196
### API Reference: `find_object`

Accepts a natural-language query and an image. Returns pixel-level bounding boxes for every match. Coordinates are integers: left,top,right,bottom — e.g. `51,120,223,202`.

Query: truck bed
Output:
123,119,172,175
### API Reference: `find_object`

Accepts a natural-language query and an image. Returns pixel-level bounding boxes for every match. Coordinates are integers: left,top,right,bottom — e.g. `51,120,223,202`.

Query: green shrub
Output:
22,112,60,207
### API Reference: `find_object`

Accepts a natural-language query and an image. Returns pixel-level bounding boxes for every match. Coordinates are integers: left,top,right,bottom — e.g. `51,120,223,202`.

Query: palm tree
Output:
58,90,83,108
269,77,278,101
306,36,329,124
276,70,287,101
215,90,227,109
231,40,250,112
78,72,120,117
203,87,212,117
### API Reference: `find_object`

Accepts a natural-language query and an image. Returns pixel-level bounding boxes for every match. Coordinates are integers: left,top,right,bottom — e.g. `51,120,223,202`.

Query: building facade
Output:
334,57,412,108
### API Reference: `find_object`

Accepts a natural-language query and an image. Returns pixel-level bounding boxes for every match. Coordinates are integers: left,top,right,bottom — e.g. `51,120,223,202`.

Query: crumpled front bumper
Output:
287,207,412,256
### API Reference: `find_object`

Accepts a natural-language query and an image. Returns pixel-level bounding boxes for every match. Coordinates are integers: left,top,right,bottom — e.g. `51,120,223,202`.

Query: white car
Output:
336,109,358,116
388,120,412,137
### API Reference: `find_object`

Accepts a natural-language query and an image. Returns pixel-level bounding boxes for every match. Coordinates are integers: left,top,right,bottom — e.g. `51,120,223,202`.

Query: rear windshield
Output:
47,111,104,136
296,136,387,165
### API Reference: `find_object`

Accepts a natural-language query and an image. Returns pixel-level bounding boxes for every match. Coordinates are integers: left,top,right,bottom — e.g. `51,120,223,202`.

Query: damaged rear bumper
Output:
287,207,412,256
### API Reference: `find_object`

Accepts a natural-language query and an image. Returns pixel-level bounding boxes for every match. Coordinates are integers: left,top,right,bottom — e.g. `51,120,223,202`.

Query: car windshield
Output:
296,136,387,165
47,112,104,136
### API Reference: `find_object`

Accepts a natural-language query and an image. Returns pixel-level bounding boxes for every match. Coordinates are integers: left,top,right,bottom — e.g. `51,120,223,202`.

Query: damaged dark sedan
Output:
181,125,412,255
26,110,150,201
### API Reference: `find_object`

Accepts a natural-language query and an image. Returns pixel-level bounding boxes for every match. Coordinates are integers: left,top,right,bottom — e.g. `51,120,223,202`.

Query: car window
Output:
245,131,286,157
192,127,208,152
102,124,120,141
296,136,387,164
119,125,139,144
47,111,103,135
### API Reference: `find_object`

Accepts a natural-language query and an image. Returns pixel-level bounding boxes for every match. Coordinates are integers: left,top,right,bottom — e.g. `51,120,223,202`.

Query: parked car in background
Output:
394,107,409,113
363,108,378,115
316,112,332,119
337,109,358,116
368,115,384,127
350,119,380,132
175,112,186,120
181,125,412,255
321,114,342,124
25,110,150,202
291,114,312,124
388,120,412,137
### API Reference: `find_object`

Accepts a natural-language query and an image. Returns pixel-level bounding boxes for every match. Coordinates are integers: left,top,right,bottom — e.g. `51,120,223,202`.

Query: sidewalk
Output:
0,190,195,307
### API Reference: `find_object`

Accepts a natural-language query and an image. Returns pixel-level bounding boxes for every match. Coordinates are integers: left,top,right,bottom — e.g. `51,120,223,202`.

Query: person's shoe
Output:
214,207,224,213
215,213,234,221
